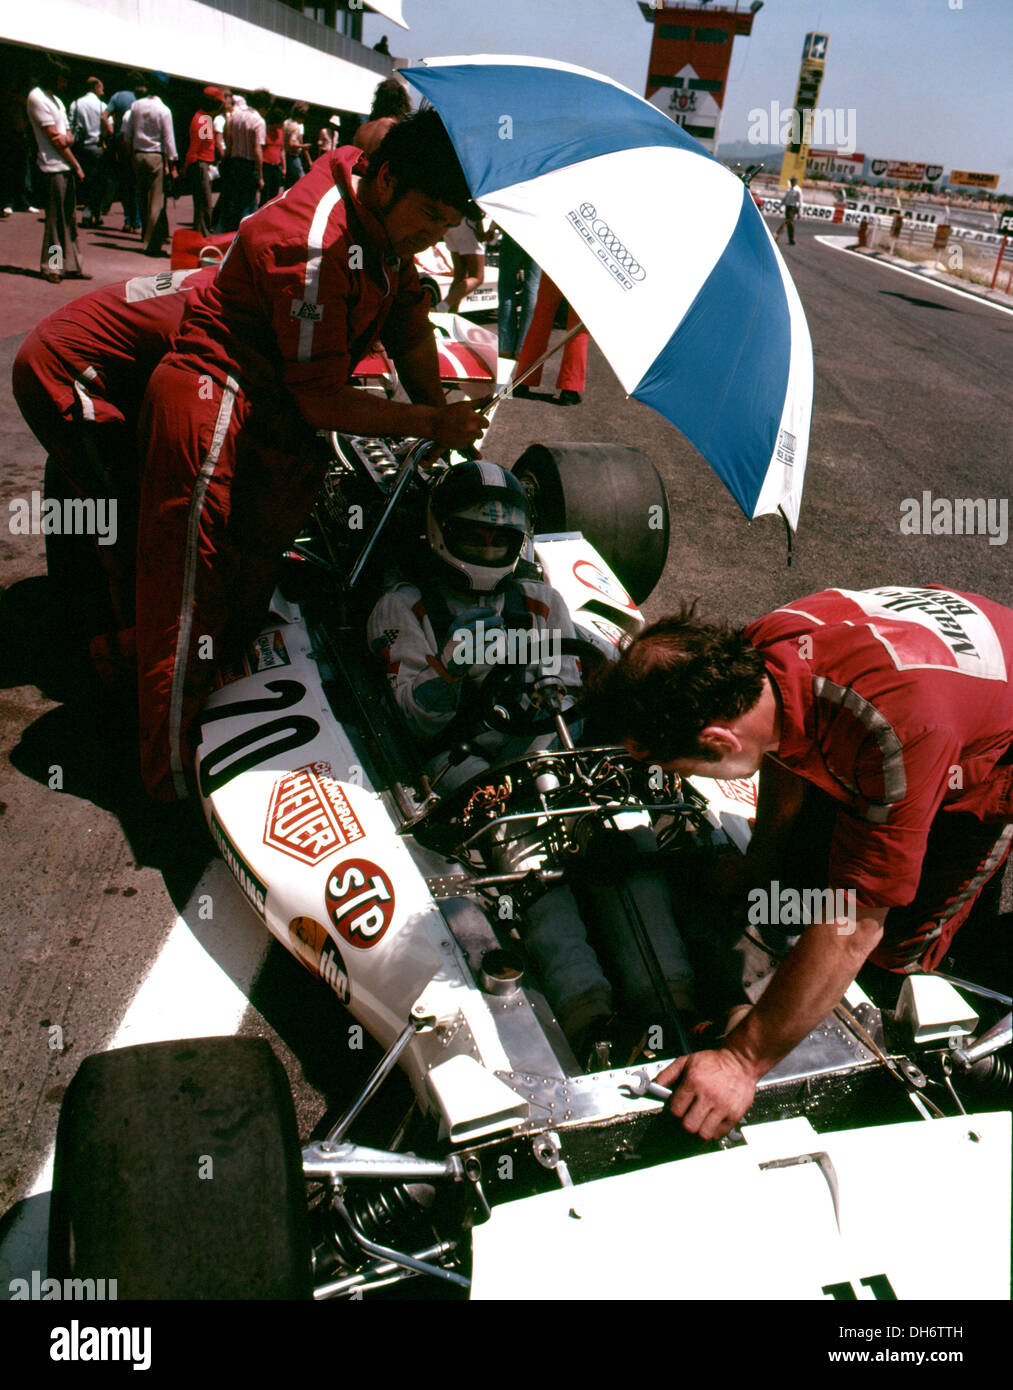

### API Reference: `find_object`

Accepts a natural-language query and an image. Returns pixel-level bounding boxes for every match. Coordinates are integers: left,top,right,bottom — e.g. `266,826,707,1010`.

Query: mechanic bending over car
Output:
593,587,1013,1140
368,462,695,1054
12,266,217,683
134,108,489,802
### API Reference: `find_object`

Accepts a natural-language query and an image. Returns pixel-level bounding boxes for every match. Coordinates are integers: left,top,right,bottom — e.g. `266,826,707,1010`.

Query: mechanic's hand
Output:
429,400,490,452
441,609,504,678
656,1048,759,1140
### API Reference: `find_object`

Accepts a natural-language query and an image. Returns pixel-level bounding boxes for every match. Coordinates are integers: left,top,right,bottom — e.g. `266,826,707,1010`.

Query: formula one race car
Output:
47,391,1012,1301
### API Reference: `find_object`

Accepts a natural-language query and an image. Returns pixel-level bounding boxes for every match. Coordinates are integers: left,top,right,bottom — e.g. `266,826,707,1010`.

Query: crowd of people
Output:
3,51,392,281
6,51,589,397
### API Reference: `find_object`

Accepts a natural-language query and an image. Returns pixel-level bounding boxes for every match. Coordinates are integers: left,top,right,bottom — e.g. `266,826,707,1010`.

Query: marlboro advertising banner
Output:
869,160,944,182
949,170,1000,189
806,149,865,177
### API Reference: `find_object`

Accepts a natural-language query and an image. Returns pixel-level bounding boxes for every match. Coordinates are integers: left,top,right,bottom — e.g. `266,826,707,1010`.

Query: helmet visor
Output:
443,517,526,567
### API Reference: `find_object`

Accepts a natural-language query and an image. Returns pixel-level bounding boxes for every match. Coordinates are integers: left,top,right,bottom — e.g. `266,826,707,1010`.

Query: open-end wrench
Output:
623,1069,673,1102
621,1070,744,1146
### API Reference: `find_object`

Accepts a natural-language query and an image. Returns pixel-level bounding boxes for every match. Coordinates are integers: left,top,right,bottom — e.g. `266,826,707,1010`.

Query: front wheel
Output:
512,443,670,606
48,1037,312,1299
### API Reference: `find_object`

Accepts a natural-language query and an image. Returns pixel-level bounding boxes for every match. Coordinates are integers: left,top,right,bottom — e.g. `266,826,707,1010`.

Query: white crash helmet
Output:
426,461,530,594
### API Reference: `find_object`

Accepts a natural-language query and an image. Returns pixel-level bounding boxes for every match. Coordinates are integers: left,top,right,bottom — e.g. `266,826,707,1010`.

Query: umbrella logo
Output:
569,202,647,288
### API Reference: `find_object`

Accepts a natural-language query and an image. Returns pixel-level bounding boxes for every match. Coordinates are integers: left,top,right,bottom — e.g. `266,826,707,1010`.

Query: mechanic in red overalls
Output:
11,266,216,680
136,109,488,801
594,586,1013,1138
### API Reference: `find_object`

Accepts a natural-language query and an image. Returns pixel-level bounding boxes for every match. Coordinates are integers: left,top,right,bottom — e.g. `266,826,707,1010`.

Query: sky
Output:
363,0,1013,191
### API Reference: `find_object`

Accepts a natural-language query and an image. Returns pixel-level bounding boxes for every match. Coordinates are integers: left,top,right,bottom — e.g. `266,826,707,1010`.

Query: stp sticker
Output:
288,916,350,1003
572,559,637,610
265,762,366,865
325,859,396,949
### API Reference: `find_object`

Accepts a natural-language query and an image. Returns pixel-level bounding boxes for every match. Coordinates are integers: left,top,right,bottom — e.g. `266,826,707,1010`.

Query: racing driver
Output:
368,462,695,1053
592,586,1013,1139
135,108,488,800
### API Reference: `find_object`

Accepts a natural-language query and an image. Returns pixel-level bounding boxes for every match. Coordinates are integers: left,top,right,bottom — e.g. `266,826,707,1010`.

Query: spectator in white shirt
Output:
69,76,109,227
220,88,269,231
26,53,88,282
122,75,178,255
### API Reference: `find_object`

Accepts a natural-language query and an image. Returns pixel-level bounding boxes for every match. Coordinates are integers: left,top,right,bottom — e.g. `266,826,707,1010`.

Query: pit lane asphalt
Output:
0,216,1010,1280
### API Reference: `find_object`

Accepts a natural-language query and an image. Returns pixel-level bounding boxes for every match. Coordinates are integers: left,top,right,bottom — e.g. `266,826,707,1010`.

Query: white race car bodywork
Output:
194,527,1011,1301
471,1111,1011,1300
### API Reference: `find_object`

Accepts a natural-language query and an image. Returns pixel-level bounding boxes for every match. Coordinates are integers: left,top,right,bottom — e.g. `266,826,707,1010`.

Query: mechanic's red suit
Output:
137,148,432,801
11,267,215,644
746,586,1013,971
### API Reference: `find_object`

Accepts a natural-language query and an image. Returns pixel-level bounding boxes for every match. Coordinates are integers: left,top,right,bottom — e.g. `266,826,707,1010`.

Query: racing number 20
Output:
197,680,320,796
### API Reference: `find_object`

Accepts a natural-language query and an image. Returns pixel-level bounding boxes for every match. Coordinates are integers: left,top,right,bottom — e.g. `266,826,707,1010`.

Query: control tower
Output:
638,1,761,154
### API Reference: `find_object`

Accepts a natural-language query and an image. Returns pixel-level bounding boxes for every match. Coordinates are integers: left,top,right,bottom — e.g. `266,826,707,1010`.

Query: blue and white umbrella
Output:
405,55,813,529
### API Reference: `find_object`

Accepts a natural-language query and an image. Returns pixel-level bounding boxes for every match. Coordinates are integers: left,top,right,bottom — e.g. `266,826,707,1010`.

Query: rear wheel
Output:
48,1037,312,1299
512,443,670,605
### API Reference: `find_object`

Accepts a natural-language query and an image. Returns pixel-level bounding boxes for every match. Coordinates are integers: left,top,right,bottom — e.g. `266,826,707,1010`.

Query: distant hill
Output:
717,140,784,162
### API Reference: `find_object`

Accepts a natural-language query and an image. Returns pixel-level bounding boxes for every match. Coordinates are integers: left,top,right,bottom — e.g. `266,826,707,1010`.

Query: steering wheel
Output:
471,662,561,737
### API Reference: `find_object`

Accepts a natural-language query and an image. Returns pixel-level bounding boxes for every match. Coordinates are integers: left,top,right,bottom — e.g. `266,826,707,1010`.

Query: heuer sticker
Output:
572,559,636,610
210,811,267,920
265,762,366,865
325,859,395,949
288,916,350,1003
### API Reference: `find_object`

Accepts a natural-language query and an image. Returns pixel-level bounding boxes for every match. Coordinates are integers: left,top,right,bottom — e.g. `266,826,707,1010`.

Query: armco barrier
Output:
756,199,1005,248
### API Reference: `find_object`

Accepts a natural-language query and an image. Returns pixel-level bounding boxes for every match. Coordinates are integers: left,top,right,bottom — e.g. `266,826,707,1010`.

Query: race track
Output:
1,217,1011,1283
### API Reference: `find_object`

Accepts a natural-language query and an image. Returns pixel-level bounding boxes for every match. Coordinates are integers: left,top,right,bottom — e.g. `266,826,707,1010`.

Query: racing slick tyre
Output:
48,1037,312,1299
512,443,670,605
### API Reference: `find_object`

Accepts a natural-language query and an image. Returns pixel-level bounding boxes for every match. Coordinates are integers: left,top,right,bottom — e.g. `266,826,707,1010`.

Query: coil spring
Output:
325,1183,432,1269
968,1053,1012,1092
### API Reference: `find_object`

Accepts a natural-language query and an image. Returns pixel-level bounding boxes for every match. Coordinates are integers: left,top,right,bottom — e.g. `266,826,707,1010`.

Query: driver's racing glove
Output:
441,608,505,680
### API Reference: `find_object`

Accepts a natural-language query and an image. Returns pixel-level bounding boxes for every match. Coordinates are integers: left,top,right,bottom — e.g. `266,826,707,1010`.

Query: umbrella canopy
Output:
405,55,813,529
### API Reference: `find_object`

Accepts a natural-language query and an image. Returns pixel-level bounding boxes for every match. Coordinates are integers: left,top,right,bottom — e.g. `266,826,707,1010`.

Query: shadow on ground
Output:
0,576,213,909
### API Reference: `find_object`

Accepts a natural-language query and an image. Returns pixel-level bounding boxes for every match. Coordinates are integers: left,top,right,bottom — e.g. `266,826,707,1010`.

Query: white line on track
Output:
0,860,268,1287
814,234,1013,317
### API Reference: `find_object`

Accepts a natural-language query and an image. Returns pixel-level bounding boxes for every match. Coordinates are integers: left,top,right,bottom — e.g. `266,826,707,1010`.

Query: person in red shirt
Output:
12,266,216,677
135,109,488,802
592,587,1013,1138
260,104,287,205
184,88,222,236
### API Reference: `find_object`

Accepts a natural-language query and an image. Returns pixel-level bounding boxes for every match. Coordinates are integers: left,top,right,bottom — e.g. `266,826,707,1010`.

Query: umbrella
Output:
404,55,813,530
